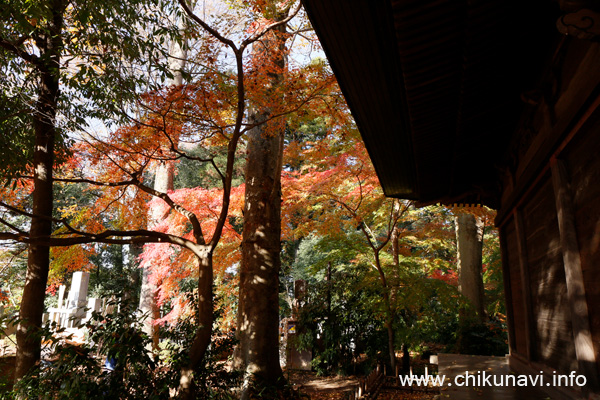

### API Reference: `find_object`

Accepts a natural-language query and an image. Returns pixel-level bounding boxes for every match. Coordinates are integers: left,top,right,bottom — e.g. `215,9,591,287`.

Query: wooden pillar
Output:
513,209,536,361
551,159,599,391
499,227,516,353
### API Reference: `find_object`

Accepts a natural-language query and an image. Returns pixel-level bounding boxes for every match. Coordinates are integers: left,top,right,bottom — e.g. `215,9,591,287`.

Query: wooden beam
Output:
513,209,536,362
499,226,517,354
551,159,600,391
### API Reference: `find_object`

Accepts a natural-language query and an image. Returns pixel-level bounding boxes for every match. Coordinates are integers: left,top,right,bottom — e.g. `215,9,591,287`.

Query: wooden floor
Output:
437,354,553,399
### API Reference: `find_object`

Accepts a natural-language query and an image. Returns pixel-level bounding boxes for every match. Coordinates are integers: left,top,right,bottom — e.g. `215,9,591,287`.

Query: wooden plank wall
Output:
522,177,577,373
495,37,600,396
564,112,600,372
500,179,577,373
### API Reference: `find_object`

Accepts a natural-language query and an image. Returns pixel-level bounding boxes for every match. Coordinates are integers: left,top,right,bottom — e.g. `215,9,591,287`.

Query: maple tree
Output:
0,2,508,398
1,0,340,396
282,125,506,372
284,130,409,373
290,234,389,375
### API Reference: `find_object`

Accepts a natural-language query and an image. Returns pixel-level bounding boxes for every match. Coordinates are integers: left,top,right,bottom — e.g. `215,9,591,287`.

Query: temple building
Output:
302,1,600,397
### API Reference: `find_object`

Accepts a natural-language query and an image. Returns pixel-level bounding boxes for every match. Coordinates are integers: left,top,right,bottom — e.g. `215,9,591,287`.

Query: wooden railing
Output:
347,363,384,400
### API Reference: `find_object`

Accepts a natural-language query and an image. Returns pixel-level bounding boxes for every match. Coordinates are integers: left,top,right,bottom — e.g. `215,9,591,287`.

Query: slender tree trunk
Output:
138,161,175,350
123,243,142,305
391,226,411,373
391,226,400,267
326,261,332,318
178,248,213,400
373,252,396,375
385,316,396,373
138,17,185,349
455,212,486,323
14,3,63,382
401,344,410,374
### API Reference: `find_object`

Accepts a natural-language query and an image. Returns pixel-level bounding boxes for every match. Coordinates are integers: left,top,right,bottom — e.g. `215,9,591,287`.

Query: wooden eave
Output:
302,0,560,208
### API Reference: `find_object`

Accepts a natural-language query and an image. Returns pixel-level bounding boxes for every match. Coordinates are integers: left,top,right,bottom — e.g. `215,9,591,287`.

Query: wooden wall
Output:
564,112,600,370
501,176,578,373
496,38,600,396
523,177,576,373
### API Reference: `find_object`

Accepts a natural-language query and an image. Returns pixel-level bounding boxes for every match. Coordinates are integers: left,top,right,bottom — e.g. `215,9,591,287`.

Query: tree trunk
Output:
373,251,396,375
391,226,400,267
178,248,213,400
401,344,410,374
326,261,332,318
138,161,175,350
455,212,486,323
236,121,285,396
123,242,144,305
385,316,396,374
14,4,63,381
138,18,185,348
234,16,287,399
138,266,162,350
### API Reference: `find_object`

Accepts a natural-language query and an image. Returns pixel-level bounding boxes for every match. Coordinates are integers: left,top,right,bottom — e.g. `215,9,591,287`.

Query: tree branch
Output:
51,177,137,187
177,0,238,51
0,217,28,236
0,229,204,256
240,1,302,50
0,37,40,65
133,179,207,246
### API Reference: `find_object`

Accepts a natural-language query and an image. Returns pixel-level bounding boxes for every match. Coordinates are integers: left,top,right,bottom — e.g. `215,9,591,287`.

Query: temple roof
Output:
302,0,561,207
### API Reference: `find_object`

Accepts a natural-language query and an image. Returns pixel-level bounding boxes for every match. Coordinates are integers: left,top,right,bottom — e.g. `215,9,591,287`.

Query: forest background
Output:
0,0,506,398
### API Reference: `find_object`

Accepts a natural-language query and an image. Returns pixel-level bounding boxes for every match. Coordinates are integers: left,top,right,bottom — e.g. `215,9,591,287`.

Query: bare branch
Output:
177,0,238,51
134,180,207,246
52,177,136,187
0,229,205,256
0,37,40,65
0,217,28,236
207,29,247,249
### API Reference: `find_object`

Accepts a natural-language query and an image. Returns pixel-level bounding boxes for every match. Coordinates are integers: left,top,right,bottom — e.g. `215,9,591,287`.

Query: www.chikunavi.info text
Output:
399,371,587,387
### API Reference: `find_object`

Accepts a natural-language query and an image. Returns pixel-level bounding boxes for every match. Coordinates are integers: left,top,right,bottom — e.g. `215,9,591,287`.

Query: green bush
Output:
452,317,508,356
7,297,239,400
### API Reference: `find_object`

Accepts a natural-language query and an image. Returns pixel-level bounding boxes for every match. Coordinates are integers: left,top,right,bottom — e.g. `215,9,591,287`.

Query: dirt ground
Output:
2,354,438,400
288,370,359,397
0,356,15,391
287,370,439,400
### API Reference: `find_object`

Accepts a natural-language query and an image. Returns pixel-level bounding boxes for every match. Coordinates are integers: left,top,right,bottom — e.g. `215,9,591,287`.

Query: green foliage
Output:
86,244,141,305
11,300,168,400
451,316,508,356
482,226,505,318
285,203,504,370
0,0,182,179
291,233,365,281
7,296,240,400
390,263,462,350
291,236,387,375
173,144,245,190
